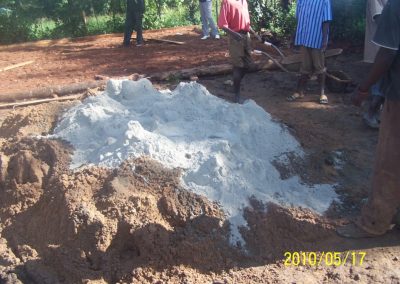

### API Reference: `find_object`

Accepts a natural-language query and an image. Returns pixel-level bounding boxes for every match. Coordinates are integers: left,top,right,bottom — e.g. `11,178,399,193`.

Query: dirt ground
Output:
0,26,399,283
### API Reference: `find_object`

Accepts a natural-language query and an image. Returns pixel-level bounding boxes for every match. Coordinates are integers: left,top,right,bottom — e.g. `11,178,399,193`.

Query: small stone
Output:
106,137,117,146
223,79,233,86
324,155,334,166
354,274,360,281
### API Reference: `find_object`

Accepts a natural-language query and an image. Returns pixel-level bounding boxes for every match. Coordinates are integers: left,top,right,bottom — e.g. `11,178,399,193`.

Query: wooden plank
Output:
0,94,82,109
148,38,185,45
0,60,35,72
132,37,185,45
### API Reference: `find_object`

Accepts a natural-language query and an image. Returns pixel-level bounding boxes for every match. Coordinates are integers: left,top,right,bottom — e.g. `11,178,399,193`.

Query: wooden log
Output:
94,73,146,81
0,94,83,109
150,60,277,81
0,80,106,103
0,60,35,72
0,60,275,103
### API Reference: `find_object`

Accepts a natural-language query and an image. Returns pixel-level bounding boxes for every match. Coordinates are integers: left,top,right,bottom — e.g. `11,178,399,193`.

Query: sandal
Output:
286,92,304,102
319,94,329,104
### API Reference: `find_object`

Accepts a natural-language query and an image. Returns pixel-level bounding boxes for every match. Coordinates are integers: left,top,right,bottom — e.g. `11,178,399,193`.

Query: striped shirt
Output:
295,0,332,49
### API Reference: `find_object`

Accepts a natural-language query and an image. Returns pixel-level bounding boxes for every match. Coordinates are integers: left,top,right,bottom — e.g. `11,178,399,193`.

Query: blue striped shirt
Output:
295,0,332,49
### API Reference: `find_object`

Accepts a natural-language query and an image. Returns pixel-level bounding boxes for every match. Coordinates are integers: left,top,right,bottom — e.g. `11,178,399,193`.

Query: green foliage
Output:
143,0,198,30
0,10,33,43
248,0,296,39
145,4,198,29
0,0,367,44
30,18,56,40
0,0,42,43
183,0,199,24
330,0,365,41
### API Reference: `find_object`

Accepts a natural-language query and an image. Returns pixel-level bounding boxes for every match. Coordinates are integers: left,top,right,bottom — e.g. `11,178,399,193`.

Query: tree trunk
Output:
281,0,291,9
0,80,106,103
150,61,277,81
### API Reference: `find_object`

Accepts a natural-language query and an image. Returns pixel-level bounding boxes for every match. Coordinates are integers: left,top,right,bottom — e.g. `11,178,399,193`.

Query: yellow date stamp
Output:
284,251,366,266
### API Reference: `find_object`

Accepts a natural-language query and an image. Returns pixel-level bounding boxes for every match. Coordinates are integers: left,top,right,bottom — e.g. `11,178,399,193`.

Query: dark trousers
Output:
359,100,400,234
123,0,144,45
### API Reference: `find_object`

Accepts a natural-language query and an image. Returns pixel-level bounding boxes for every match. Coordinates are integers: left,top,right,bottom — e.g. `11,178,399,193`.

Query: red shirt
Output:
217,0,251,32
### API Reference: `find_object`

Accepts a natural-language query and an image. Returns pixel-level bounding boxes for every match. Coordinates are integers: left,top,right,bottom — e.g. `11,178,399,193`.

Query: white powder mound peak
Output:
52,78,338,245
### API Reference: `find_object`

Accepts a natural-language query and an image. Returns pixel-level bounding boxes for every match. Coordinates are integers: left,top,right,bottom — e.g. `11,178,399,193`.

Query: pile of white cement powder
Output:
52,79,338,244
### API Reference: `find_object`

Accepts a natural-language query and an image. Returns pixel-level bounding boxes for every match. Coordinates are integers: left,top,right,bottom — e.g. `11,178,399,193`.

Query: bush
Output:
143,1,199,30
249,0,365,43
29,18,56,40
0,12,33,44
248,0,297,39
0,0,367,44
330,0,365,42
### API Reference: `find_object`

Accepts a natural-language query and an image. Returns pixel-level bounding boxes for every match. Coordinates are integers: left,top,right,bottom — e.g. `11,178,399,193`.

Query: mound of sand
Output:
0,98,335,283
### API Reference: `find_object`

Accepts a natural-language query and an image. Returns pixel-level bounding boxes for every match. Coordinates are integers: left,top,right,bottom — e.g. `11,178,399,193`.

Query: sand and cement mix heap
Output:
0,80,339,283
52,79,338,243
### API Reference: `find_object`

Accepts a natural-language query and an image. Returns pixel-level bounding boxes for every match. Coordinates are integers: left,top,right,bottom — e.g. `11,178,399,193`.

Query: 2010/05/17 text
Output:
284,251,367,266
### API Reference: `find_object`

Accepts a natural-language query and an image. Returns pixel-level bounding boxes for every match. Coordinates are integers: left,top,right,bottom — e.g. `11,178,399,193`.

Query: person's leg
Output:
358,100,400,234
337,100,400,238
205,1,219,37
228,34,246,103
311,48,328,104
123,0,134,46
134,11,144,45
317,72,327,104
288,46,310,101
199,2,209,38
234,33,254,103
233,67,245,103
297,74,309,95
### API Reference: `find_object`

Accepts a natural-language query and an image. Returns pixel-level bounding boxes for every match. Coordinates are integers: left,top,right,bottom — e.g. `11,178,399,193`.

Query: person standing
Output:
123,0,145,47
287,0,332,104
217,0,262,103
362,0,387,129
200,0,220,39
337,0,400,238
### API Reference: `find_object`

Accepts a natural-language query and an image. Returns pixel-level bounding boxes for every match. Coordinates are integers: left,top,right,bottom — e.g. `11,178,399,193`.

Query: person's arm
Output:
321,21,330,51
321,0,332,51
222,27,242,41
352,0,399,106
360,48,397,91
352,47,397,106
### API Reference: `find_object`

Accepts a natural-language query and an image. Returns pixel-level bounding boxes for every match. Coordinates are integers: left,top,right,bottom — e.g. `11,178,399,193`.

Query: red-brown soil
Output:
0,26,399,283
